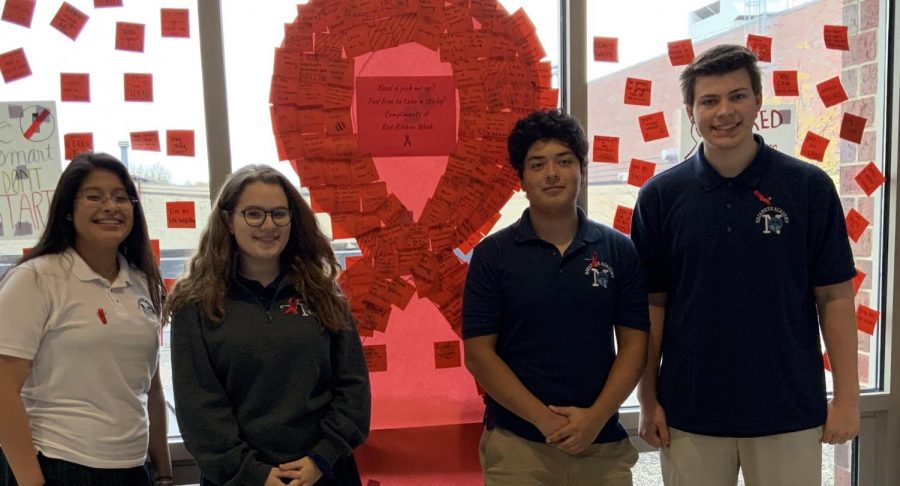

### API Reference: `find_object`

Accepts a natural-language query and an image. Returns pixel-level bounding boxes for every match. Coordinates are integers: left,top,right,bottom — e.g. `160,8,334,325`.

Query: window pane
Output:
585,0,888,481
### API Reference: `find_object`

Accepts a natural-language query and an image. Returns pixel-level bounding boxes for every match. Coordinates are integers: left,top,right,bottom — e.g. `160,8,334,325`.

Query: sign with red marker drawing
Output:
0,101,63,239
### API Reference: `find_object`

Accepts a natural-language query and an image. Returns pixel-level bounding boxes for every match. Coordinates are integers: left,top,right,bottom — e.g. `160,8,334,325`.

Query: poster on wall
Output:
0,101,62,239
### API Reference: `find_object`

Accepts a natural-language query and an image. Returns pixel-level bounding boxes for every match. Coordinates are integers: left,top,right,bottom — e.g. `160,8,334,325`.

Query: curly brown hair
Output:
163,164,349,332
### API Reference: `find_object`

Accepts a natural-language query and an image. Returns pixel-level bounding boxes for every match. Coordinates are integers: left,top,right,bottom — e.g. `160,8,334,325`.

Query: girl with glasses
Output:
0,153,173,485
165,165,370,486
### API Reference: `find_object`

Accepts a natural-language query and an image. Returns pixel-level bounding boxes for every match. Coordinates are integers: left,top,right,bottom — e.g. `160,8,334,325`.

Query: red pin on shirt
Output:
98,308,107,325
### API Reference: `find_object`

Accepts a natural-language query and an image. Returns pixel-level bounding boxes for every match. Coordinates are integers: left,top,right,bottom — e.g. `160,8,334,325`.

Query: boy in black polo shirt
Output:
631,44,860,486
463,109,649,485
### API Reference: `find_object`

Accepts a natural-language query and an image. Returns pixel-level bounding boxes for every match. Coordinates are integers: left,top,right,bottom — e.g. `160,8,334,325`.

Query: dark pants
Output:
0,449,151,486
200,454,362,486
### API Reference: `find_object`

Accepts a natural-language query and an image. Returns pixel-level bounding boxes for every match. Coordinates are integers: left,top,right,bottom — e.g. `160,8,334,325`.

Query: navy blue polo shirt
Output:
631,135,856,437
463,208,649,444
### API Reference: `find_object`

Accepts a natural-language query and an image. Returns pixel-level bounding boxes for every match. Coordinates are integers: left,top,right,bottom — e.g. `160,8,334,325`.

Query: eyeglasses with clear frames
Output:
241,207,292,227
77,192,139,208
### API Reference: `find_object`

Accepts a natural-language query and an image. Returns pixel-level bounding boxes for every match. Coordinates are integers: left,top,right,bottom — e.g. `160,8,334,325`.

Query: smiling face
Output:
520,138,584,215
72,169,134,254
687,68,763,158
228,181,292,271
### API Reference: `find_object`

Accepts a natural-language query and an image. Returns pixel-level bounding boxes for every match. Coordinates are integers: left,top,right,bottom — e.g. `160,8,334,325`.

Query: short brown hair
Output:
680,44,762,106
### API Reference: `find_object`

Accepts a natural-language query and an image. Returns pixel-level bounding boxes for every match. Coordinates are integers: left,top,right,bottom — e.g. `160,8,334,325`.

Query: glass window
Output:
585,1,887,483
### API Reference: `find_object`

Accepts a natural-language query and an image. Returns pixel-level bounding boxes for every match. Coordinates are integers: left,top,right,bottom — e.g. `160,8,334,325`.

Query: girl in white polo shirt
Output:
0,153,173,486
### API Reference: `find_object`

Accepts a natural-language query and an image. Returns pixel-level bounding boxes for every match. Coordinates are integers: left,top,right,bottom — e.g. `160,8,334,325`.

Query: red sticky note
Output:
124,73,153,102
434,341,461,369
60,73,90,102
667,39,695,66
746,34,772,62
824,25,850,50
64,133,93,160
2,0,36,28
854,162,885,196
592,135,619,163
613,205,633,235
150,239,160,265
363,344,387,372
638,111,669,142
22,248,31,256
366,480,382,486
161,8,189,38
116,22,145,52
816,76,848,108
839,113,867,144
624,78,652,106
0,48,30,83
166,201,196,229
845,208,869,243
130,131,161,151
800,131,829,162
627,159,656,188
856,304,879,336
593,37,618,62
851,268,866,295
94,0,122,6
163,278,177,293
166,130,195,157
772,70,799,96
50,2,89,41
823,352,831,372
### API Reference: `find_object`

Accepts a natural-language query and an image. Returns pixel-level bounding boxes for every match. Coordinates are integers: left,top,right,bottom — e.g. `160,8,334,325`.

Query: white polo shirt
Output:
0,248,161,468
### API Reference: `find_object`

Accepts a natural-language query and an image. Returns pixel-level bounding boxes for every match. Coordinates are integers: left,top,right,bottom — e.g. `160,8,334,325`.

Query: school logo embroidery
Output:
137,298,157,320
755,206,790,235
584,252,614,288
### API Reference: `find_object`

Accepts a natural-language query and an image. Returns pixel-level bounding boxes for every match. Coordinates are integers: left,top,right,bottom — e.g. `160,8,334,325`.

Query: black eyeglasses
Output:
240,207,291,227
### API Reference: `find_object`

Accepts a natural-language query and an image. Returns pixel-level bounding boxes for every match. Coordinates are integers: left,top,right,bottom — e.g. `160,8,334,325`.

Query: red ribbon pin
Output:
284,297,299,315
753,190,772,206
590,252,599,269
97,308,107,325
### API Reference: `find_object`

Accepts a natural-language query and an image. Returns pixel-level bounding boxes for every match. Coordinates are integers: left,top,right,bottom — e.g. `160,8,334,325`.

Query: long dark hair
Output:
12,152,164,314
164,164,349,332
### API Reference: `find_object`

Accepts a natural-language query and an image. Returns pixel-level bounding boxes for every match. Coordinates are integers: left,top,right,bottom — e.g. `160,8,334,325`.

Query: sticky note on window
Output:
64,133,93,160
746,34,772,62
2,0,36,28
366,480,382,486
161,8,189,38
854,162,885,196
130,131,161,151
839,113,866,144
60,73,90,102
592,135,619,163
772,70,799,96
163,278,177,293
627,159,656,188
800,131,829,162
639,111,669,142
434,341,461,369
0,48,30,83
363,344,387,372
116,22,145,52
667,39,695,66
166,201,196,228
94,0,122,6
816,76,848,108
823,25,849,50
845,208,869,243
613,205,633,235
166,130,195,157
852,268,866,295
822,352,831,372
124,73,153,102
150,239,160,265
593,37,618,62
856,304,879,335
50,2,89,41
624,78,651,106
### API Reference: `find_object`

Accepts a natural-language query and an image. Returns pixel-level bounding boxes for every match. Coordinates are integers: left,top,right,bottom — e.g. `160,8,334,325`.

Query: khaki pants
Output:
479,426,639,486
661,426,823,486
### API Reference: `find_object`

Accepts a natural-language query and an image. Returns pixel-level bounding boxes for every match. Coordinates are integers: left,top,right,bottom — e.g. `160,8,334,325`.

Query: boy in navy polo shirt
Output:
631,45,860,486
463,109,649,486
